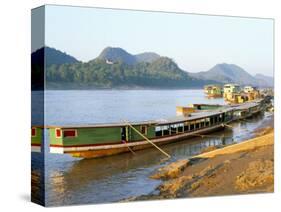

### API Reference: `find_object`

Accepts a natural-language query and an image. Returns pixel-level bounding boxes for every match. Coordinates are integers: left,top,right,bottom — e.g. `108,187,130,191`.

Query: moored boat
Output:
48,109,233,158
204,85,223,98
31,99,266,158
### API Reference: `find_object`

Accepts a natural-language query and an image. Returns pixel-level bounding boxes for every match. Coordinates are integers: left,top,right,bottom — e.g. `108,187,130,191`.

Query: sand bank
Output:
136,128,274,200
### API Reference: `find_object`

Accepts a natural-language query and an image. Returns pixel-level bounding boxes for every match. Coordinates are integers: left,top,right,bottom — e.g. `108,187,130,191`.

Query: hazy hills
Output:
44,54,211,89
254,73,274,87
97,47,161,65
190,63,273,87
190,64,253,85
31,46,273,90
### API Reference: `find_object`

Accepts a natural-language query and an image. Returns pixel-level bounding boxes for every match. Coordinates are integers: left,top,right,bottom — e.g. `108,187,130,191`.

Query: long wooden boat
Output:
31,99,266,158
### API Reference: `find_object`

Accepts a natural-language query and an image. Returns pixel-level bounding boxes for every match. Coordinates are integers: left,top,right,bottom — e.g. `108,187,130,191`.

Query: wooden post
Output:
125,126,129,141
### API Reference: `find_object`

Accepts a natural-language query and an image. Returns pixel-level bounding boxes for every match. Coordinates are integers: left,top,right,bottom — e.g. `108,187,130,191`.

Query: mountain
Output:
190,63,267,86
254,74,274,87
31,46,80,90
97,47,160,65
45,48,214,89
97,47,137,65
135,52,160,63
41,47,273,89
31,46,79,66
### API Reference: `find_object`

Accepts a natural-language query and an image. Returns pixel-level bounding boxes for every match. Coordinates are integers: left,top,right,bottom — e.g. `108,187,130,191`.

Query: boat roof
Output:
156,107,233,126
46,120,157,129
229,101,260,110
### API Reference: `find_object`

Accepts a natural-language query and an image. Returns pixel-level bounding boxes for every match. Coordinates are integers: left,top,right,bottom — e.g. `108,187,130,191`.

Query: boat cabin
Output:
47,108,234,155
48,121,157,153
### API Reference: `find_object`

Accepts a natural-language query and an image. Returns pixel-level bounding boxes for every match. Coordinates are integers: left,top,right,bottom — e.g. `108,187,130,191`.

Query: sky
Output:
41,5,273,76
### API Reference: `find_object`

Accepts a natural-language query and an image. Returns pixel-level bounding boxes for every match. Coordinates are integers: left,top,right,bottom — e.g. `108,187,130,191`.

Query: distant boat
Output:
204,84,223,98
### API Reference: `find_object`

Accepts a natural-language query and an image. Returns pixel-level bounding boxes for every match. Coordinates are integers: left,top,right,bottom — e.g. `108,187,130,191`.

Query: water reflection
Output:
31,152,45,205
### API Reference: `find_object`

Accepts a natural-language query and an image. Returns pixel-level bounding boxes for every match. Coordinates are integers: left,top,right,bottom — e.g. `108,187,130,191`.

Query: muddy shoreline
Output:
128,119,274,201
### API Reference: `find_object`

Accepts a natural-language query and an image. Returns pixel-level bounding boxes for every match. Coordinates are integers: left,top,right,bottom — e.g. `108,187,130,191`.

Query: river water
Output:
31,90,273,206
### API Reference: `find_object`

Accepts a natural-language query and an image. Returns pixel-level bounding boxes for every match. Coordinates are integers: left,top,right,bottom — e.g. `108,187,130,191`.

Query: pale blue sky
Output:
43,5,274,76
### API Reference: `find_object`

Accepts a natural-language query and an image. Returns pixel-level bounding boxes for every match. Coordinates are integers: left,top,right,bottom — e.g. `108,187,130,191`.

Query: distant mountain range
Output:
254,73,274,88
31,46,273,90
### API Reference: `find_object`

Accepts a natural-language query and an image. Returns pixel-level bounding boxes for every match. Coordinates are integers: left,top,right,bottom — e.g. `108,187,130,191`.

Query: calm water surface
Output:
44,89,226,125
31,90,273,206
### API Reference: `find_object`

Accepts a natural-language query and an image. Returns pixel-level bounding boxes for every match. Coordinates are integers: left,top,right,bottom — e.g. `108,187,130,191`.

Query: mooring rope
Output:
124,121,171,158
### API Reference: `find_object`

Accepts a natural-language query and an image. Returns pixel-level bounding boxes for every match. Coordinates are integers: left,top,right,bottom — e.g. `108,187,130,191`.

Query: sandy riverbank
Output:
133,127,274,201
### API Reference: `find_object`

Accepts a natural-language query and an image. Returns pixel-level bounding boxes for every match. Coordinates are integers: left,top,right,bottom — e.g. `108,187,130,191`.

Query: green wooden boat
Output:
31,100,264,158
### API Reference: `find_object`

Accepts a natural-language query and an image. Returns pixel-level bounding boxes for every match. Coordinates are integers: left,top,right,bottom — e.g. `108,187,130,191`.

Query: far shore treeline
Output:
31,46,273,90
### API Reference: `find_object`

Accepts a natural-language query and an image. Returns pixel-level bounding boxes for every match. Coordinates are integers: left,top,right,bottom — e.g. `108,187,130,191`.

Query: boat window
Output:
155,126,161,131
155,126,162,137
55,128,62,138
219,114,223,122
190,124,194,131
161,125,168,131
225,113,228,120
171,124,177,134
214,116,218,123
196,123,200,129
63,129,77,138
31,128,36,137
178,123,184,133
140,125,147,135
161,125,169,136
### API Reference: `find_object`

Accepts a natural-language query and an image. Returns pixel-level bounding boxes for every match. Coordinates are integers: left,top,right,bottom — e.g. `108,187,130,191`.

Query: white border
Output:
0,0,280,211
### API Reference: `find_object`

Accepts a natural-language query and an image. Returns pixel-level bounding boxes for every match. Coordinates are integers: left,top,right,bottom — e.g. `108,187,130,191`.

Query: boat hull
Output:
53,123,226,159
